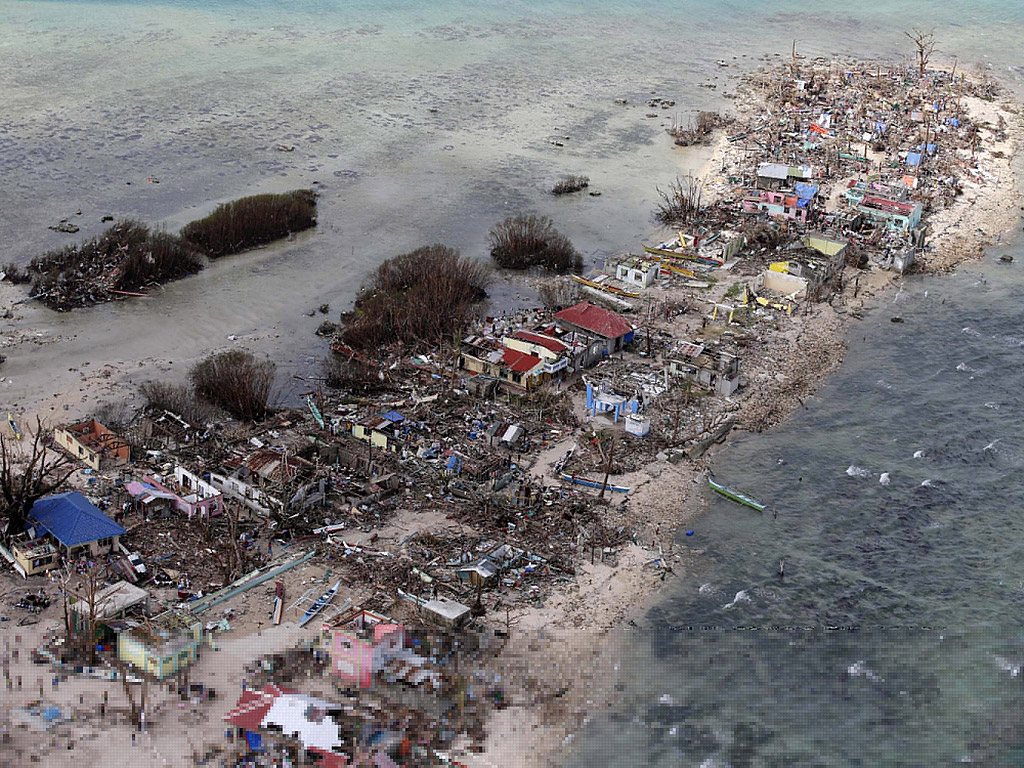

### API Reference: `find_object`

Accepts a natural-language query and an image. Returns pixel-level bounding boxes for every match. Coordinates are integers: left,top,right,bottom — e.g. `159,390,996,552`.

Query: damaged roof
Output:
555,302,633,339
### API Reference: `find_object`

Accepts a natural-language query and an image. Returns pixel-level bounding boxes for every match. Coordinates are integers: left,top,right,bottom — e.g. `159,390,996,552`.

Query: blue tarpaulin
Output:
245,730,263,751
906,152,923,166
793,182,819,199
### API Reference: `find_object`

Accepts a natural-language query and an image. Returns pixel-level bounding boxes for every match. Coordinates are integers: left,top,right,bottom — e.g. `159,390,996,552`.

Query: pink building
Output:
741,190,810,223
326,609,405,688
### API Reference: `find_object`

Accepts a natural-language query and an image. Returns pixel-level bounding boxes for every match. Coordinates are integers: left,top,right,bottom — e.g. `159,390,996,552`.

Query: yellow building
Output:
117,617,203,679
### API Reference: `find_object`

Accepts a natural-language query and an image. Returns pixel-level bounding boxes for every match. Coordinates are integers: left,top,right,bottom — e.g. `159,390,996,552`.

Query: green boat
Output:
708,478,765,511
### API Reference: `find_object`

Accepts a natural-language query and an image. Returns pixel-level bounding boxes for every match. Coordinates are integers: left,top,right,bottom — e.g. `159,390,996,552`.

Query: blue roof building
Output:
29,491,126,555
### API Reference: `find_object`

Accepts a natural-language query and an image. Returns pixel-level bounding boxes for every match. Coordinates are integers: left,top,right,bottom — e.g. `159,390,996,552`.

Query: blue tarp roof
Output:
906,152,923,166
29,491,125,548
793,182,819,199
380,410,404,423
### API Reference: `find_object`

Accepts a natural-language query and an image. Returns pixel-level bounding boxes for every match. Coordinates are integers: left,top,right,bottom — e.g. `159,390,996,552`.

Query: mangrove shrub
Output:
181,189,318,258
488,215,582,273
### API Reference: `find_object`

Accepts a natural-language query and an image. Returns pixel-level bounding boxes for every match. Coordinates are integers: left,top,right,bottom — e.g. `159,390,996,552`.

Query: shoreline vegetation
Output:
0,49,1021,768
4,189,317,311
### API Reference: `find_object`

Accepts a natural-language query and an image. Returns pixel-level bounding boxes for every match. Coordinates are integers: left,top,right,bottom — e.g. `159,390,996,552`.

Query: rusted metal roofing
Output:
555,302,633,339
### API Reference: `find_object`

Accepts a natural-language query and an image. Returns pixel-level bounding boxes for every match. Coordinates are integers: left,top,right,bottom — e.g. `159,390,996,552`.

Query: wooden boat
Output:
560,473,630,494
298,580,340,627
7,413,21,440
643,243,724,267
272,581,284,626
570,274,642,299
708,478,765,511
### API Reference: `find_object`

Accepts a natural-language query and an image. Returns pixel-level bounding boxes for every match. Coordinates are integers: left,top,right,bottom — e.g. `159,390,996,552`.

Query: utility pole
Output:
598,437,616,500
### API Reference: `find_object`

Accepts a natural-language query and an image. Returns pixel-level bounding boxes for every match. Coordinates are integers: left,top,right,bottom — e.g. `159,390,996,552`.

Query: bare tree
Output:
66,561,108,666
904,29,937,77
655,175,704,225
0,417,76,543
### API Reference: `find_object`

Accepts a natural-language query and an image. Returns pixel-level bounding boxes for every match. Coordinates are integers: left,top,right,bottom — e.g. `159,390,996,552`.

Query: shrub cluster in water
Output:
551,174,590,195
180,189,318,258
14,220,202,311
339,244,489,351
8,189,319,311
488,214,582,273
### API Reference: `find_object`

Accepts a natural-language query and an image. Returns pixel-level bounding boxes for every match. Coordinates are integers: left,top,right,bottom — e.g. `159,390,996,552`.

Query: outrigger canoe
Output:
298,580,340,627
7,413,21,440
708,478,765,512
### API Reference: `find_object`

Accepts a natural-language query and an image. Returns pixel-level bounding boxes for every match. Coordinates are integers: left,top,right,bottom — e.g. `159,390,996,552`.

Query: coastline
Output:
462,63,1024,767
0,56,1022,768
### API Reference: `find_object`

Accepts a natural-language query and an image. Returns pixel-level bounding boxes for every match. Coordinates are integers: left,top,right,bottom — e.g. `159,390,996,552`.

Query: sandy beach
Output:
2,43,1023,768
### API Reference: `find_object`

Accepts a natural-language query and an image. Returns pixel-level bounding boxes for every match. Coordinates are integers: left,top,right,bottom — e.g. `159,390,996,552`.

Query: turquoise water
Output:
3,2,1024,763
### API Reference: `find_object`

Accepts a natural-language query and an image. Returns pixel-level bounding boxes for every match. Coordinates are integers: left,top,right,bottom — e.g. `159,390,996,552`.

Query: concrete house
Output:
854,195,923,231
8,538,60,577
134,468,223,518
668,342,741,396
28,491,125,557
613,256,660,289
54,420,130,471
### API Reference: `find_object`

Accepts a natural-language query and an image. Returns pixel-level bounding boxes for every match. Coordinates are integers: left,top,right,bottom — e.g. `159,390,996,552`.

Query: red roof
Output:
512,330,568,353
554,302,632,339
223,683,297,731
501,347,543,374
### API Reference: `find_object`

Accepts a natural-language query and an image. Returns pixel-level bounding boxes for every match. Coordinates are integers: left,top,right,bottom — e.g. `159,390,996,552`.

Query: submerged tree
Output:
488,215,582,273
0,417,76,543
655,175,705,225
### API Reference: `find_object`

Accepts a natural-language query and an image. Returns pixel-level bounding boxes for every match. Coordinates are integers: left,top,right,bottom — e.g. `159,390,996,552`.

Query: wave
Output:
846,465,871,478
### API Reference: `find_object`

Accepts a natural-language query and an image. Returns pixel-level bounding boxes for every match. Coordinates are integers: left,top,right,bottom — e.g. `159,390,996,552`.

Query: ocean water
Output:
2,0,1024,411
3,2,1024,764
564,243,1024,766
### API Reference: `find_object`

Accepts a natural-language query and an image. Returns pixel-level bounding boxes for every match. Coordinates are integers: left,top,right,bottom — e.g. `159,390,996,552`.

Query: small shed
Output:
420,597,471,628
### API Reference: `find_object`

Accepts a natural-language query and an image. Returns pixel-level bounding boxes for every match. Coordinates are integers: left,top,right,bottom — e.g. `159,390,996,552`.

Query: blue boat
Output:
298,580,340,627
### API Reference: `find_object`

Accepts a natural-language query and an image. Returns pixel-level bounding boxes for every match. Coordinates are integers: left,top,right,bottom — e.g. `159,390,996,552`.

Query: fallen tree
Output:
23,221,202,311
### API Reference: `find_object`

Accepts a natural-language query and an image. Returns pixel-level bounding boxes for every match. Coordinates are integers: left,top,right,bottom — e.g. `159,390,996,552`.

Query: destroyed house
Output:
458,336,547,389
554,302,634,357
742,188,816,223
668,343,741,396
755,162,814,190
54,420,130,471
324,608,406,689
224,684,348,765
28,491,125,557
116,615,202,679
854,195,922,231
504,331,571,375
134,467,223,518
352,410,410,452
612,255,659,289
844,178,910,205
70,580,149,633
8,538,59,577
